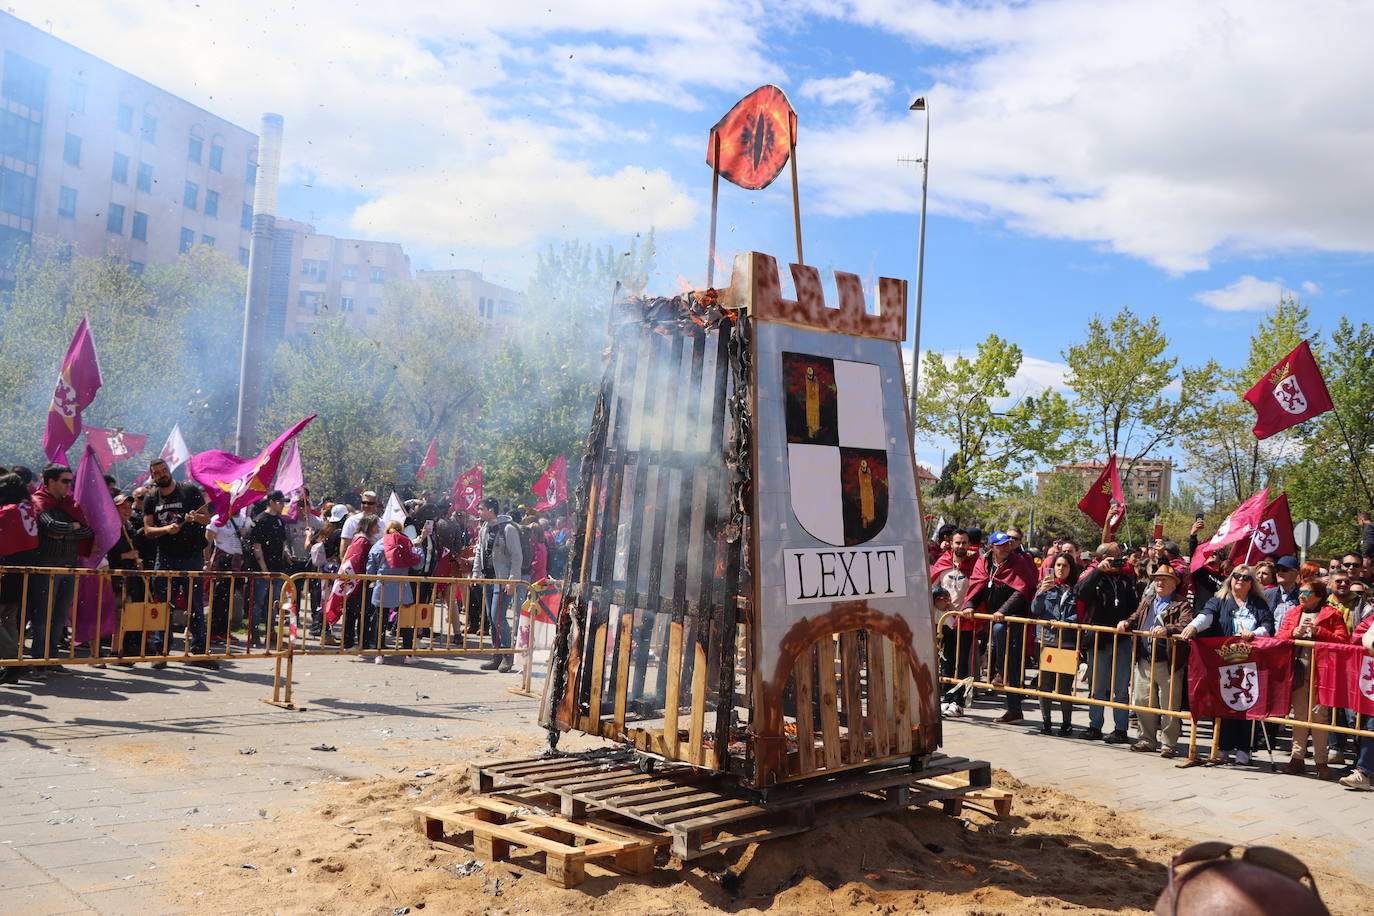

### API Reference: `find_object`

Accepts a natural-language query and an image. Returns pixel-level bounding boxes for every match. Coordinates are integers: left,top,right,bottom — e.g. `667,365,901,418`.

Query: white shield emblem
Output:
18,502,37,537
783,353,887,546
1360,657,1374,702
108,432,129,457
1273,374,1308,415
545,477,558,506
51,374,78,418
1219,662,1259,711
1252,519,1279,555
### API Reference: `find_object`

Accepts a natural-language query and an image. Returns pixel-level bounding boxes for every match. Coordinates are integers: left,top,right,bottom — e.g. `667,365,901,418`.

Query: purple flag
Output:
43,318,103,462
73,444,122,646
274,441,305,521
189,416,316,518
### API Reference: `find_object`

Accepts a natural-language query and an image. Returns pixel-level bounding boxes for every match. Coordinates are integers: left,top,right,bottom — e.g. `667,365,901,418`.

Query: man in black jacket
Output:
1078,542,1143,743
29,464,92,673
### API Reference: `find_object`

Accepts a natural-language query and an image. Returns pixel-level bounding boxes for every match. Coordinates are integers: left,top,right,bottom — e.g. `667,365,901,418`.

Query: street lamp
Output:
907,96,930,449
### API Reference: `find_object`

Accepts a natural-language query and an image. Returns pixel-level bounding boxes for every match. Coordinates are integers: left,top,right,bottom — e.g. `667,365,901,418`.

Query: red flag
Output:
84,426,149,473
451,465,483,517
1077,455,1126,528
531,454,568,512
707,85,796,191
188,416,316,518
418,438,437,481
323,536,370,626
1189,488,1269,573
1314,642,1374,716
1187,636,1293,720
0,502,39,557
1242,340,1334,439
43,317,103,462
1228,493,1296,564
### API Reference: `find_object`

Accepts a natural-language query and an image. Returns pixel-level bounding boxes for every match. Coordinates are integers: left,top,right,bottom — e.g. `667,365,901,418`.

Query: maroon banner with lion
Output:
1187,636,1293,719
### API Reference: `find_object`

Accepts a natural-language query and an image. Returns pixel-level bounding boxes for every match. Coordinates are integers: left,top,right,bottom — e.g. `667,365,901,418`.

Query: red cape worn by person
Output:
1187,636,1293,719
930,550,977,630
31,485,91,555
1243,340,1334,439
962,551,1038,629
381,532,422,570
324,534,372,626
0,502,39,557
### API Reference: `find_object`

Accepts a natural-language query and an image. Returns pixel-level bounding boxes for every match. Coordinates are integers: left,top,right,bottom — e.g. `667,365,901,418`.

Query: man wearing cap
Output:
962,530,1038,723
1264,556,1303,633
1117,564,1198,757
247,491,292,648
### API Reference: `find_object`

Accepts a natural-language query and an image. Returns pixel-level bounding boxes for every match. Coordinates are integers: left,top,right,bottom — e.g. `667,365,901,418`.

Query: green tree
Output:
914,334,1082,508
1063,306,1216,483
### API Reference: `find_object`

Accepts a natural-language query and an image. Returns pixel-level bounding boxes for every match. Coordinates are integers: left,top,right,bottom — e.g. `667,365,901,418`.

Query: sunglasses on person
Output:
362,500,377,506
1231,573,1253,582
1298,589,1316,597
1167,842,1321,915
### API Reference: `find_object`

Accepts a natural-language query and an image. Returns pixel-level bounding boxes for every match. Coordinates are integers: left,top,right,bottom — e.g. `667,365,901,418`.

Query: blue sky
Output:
22,1,1374,477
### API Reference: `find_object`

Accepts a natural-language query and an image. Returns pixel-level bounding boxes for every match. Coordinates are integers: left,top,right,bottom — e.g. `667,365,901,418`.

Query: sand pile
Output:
162,762,1366,915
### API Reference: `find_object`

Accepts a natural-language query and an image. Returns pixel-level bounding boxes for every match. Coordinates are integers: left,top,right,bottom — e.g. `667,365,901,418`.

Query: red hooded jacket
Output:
961,550,1038,629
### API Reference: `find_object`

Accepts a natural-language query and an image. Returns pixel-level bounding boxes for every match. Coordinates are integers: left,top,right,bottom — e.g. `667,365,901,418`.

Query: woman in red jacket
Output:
1279,579,1349,779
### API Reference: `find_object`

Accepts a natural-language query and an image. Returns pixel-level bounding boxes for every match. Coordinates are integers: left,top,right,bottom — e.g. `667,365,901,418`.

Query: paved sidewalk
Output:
2,658,1370,914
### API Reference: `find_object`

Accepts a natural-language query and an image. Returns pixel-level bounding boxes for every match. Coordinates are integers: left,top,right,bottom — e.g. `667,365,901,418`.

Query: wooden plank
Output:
867,635,891,757
792,644,816,775
612,784,711,810
612,610,633,734
816,636,843,770
536,765,639,788
480,755,557,774
891,647,913,754
594,777,709,804
687,639,708,766
588,624,609,727
663,620,684,759
839,631,866,765
629,790,726,816
489,758,596,778
654,798,755,825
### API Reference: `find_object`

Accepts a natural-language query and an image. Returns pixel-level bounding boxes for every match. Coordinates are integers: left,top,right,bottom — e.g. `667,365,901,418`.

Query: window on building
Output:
201,234,215,247
58,185,77,218
366,297,382,315
0,167,36,218
112,152,129,184
204,188,219,218
340,297,355,313
117,103,134,133
209,142,223,172
132,210,148,241
63,132,82,167
298,290,322,313
137,162,153,192
370,267,386,283
179,227,194,253
245,159,257,186
106,203,126,234
239,247,249,266
140,112,157,143
2,51,49,111
68,81,86,113
129,261,144,277
342,265,358,281
183,181,198,210
301,259,328,282
187,135,202,163
0,111,42,163
241,202,252,230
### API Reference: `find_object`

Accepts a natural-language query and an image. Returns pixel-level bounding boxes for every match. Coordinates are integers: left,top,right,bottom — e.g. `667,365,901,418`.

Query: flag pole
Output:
788,111,804,266
706,131,722,289
1332,407,1374,510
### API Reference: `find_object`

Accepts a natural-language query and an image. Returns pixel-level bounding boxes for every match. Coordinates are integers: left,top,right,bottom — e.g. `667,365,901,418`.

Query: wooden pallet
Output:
929,774,1015,818
414,792,670,887
470,750,995,860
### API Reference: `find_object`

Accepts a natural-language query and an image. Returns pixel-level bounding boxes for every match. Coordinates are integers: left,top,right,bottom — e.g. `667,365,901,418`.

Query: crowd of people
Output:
0,457,572,684
929,514,1374,793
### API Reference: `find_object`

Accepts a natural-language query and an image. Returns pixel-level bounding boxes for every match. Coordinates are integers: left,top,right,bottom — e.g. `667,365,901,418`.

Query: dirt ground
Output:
160,738,1365,916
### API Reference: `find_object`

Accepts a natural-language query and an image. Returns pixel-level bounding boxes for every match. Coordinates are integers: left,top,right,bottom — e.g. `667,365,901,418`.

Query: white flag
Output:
159,423,192,471
381,492,407,530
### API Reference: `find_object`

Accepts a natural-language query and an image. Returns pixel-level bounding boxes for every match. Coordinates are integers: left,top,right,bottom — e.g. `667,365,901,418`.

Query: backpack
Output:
517,524,533,577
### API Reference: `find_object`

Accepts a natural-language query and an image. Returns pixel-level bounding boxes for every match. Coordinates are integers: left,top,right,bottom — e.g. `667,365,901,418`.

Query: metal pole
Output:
907,99,930,446
235,113,285,456
1332,407,1374,511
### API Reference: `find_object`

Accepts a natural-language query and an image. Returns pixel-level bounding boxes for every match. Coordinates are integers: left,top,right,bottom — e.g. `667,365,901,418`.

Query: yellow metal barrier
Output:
937,611,1374,765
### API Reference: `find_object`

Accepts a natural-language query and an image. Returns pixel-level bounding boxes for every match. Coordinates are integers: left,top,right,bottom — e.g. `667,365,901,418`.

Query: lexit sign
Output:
784,546,906,604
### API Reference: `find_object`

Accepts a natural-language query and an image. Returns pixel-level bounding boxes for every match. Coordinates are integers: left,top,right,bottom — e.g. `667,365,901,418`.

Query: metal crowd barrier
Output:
937,611,1374,764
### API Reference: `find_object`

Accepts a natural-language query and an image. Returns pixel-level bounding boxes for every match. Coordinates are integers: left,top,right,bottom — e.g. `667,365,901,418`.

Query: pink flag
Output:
274,441,305,521
418,438,437,481
84,426,149,473
1190,488,1269,572
73,444,122,646
531,454,568,512
189,415,316,518
43,318,103,462
451,464,483,517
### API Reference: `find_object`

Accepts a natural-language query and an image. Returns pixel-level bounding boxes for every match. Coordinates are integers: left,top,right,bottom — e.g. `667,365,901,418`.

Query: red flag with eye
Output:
707,85,796,190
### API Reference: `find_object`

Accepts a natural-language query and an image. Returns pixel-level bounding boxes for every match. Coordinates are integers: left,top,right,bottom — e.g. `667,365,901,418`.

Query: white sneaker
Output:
373,655,384,665
1234,750,1252,765
952,705,965,717
1338,770,1372,790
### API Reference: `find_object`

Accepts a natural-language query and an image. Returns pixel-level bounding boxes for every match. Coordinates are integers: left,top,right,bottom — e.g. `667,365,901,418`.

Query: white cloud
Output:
1301,280,1321,296
800,70,894,112
1193,275,1290,312
803,0,1374,272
